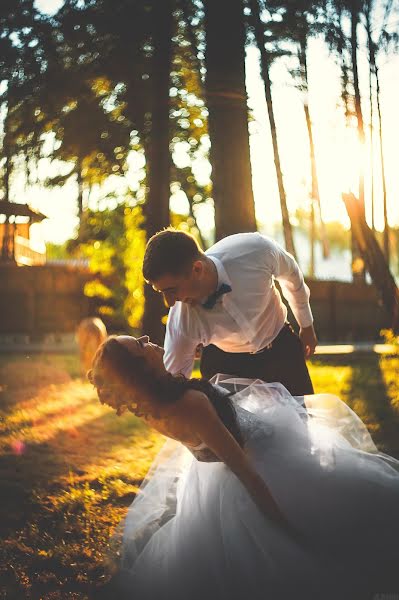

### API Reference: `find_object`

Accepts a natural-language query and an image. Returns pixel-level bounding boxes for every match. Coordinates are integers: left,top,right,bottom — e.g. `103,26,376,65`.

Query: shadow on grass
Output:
0,352,82,382
2,353,398,598
312,354,399,458
0,381,163,600
0,406,151,533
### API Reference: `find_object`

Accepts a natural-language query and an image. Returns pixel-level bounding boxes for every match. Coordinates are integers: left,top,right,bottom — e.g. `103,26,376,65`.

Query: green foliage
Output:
45,241,70,260
170,2,208,154
168,3,212,235
294,207,350,251
380,329,399,350
33,12,132,212
69,202,146,331
323,221,350,251
0,0,212,238
0,1,47,198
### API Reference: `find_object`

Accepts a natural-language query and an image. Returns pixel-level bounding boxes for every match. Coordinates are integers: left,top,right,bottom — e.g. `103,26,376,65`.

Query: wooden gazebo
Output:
0,200,47,265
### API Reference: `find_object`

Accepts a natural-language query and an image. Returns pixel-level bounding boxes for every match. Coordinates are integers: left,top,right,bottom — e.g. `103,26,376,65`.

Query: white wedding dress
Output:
110,376,399,600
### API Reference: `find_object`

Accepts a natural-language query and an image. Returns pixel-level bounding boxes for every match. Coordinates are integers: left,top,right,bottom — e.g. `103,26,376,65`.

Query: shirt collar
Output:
208,256,232,290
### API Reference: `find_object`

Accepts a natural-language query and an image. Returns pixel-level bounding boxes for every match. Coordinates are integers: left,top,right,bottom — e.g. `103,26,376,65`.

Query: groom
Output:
143,228,317,396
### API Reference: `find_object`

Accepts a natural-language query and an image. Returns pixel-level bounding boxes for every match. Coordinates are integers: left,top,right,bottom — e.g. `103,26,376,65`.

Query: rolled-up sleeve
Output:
265,237,313,328
163,303,202,378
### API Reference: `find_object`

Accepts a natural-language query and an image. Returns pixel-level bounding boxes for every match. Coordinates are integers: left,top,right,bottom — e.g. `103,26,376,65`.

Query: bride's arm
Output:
179,390,287,525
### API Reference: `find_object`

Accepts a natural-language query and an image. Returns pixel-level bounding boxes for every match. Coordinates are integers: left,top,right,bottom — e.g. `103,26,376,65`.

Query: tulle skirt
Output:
109,376,399,600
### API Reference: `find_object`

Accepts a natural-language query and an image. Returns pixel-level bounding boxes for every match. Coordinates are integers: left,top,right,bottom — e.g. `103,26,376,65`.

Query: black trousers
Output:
200,323,314,397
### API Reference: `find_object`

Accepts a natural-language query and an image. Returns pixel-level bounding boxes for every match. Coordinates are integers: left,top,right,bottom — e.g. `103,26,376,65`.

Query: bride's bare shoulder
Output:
180,387,208,403
177,387,212,416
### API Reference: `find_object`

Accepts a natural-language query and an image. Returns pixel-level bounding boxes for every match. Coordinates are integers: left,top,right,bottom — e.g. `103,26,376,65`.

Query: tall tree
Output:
247,0,297,259
374,48,389,263
39,2,133,222
204,0,257,240
296,30,330,273
334,0,398,277
1,105,14,260
42,80,130,221
168,0,211,243
349,0,366,215
365,0,375,232
257,0,330,267
364,0,398,264
325,0,367,280
0,0,41,260
141,0,174,344
343,192,399,331
18,0,211,339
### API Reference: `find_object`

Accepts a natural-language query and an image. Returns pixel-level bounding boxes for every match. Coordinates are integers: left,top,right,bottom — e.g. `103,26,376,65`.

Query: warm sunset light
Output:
247,42,399,235
16,41,399,249
2,1,399,596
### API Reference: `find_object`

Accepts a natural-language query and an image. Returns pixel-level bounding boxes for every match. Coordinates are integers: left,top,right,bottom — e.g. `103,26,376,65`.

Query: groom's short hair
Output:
143,228,203,282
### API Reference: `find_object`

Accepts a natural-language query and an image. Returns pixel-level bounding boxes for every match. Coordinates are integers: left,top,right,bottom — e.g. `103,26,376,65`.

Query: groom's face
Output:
151,261,206,307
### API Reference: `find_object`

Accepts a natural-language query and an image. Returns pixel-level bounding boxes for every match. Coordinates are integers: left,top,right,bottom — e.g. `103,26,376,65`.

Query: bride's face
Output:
116,335,166,376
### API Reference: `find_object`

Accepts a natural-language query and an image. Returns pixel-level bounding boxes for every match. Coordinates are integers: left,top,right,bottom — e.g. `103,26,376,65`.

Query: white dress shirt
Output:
164,232,313,377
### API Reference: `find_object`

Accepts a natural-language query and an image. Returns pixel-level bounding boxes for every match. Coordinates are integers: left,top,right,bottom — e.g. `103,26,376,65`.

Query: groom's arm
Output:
261,236,317,356
164,304,202,377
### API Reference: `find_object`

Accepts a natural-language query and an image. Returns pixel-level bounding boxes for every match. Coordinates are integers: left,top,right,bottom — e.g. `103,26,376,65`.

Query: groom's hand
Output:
299,325,318,358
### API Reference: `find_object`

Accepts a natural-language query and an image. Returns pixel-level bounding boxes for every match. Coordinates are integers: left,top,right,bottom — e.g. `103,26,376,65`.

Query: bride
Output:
89,334,399,600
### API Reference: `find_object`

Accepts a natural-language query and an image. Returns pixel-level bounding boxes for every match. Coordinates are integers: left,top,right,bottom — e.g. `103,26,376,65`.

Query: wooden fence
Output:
293,278,391,341
0,264,96,337
0,266,392,342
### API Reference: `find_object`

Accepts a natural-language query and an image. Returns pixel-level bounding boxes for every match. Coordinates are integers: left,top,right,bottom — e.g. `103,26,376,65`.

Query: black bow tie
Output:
202,283,232,309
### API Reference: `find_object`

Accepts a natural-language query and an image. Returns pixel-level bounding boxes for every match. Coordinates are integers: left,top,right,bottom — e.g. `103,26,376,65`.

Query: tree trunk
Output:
187,200,206,250
337,7,351,122
1,156,13,262
180,0,205,94
76,159,84,222
249,0,296,259
309,197,315,277
141,0,173,345
1,106,14,262
343,193,399,332
181,182,207,249
365,2,389,263
299,38,329,263
350,3,366,282
375,63,389,264
204,0,257,241
365,7,375,231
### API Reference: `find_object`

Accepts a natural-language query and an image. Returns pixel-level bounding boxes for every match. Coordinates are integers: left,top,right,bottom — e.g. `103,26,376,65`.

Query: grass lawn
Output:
0,351,398,599
309,353,399,456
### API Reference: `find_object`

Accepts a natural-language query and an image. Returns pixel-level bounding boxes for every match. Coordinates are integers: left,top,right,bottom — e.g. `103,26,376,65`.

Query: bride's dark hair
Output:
88,336,189,413
88,336,242,444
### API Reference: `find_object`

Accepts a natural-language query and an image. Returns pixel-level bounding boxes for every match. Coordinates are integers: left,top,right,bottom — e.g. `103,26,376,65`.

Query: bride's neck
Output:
135,372,189,420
